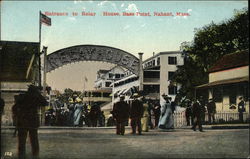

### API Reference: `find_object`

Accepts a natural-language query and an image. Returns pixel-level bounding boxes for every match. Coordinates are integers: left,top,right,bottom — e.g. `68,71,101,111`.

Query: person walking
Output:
207,98,216,124
192,98,204,132
153,101,161,129
199,96,206,124
130,93,144,135
0,94,5,157
141,97,149,132
147,99,154,129
68,98,75,126
89,102,101,127
158,94,174,129
185,99,193,126
0,94,4,117
0,94,5,124
73,97,83,127
12,85,47,159
238,96,246,123
112,95,130,135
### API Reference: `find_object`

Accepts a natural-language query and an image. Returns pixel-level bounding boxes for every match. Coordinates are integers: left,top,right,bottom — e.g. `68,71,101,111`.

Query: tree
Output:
172,8,249,105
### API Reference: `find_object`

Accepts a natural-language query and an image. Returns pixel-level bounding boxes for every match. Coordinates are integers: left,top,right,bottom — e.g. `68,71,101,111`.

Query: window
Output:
109,73,113,79
153,60,155,66
168,56,177,65
169,86,177,95
157,57,160,65
168,72,175,81
105,82,111,87
238,83,249,101
213,87,222,102
115,74,120,79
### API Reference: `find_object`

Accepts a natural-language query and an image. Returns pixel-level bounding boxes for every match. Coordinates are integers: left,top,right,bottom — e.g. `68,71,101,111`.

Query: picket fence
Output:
173,111,250,128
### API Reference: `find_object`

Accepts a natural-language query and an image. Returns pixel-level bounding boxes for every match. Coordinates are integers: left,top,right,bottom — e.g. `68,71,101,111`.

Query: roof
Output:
98,69,109,74
143,51,181,63
208,50,249,73
196,76,249,89
0,40,39,81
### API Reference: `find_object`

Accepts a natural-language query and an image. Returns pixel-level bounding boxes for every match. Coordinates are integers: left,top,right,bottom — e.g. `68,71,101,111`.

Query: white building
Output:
97,51,184,114
142,51,184,103
94,66,126,90
112,70,139,102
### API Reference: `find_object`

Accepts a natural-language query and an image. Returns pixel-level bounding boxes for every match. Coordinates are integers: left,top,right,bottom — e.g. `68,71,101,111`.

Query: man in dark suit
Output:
112,95,130,135
238,96,245,123
192,98,204,132
153,101,161,128
130,93,144,135
185,99,193,126
207,98,216,124
12,85,47,159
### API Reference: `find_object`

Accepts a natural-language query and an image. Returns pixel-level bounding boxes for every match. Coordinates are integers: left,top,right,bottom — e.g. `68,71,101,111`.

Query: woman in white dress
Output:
158,94,174,129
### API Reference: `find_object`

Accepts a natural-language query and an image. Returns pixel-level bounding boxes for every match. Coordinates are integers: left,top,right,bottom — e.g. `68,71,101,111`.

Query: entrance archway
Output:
46,45,140,76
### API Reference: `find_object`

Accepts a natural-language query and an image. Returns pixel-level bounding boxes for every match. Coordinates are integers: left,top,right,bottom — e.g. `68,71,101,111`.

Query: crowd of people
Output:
111,93,177,135
44,98,105,127
184,96,216,132
1,84,246,158
184,96,246,131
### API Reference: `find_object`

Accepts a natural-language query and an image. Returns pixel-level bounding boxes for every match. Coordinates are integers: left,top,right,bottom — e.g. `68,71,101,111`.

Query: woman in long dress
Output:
73,97,83,127
141,99,149,132
158,94,174,129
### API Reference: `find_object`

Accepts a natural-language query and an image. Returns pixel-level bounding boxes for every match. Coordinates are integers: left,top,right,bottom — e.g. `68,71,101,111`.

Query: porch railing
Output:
173,111,250,128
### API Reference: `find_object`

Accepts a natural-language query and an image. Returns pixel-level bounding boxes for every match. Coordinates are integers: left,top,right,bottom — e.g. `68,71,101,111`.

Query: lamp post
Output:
111,66,116,107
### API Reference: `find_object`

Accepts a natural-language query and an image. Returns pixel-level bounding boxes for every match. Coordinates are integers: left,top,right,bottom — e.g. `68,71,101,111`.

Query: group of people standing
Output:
45,98,105,127
185,96,246,132
185,97,216,132
111,93,176,135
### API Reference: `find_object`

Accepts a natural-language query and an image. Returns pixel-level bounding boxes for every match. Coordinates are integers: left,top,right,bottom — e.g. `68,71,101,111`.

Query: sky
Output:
1,0,248,92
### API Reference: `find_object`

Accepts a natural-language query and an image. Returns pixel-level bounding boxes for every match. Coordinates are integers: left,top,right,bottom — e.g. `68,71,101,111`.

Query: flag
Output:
40,12,51,26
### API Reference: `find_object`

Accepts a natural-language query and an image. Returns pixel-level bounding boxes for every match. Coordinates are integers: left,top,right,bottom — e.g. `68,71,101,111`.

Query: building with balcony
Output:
94,66,126,90
142,51,184,103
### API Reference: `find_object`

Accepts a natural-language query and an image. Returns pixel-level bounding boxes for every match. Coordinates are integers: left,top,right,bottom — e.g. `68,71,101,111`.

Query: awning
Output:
196,76,249,89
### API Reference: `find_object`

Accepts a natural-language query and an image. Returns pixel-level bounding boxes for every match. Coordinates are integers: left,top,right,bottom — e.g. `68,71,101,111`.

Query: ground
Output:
1,127,249,159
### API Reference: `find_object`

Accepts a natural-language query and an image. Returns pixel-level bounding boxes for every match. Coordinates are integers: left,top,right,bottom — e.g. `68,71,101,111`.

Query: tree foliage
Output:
173,8,249,104
57,88,82,104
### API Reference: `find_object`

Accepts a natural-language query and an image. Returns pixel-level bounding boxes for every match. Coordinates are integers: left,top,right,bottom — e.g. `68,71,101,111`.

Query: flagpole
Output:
38,11,43,126
38,11,42,87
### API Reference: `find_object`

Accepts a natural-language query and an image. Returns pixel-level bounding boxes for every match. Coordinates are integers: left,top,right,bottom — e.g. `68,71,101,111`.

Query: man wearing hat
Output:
112,95,130,135
130,93,144,135
192,98,204,132
238,96,245,123
207,98,216,124
12,84,47,159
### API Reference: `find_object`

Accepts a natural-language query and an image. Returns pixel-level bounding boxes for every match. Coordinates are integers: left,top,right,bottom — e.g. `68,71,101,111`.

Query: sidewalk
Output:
1,123,249,130
182,123,249,129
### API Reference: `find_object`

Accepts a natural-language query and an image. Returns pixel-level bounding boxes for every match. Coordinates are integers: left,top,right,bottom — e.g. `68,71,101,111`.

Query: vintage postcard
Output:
0,0,249,159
